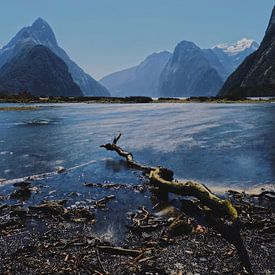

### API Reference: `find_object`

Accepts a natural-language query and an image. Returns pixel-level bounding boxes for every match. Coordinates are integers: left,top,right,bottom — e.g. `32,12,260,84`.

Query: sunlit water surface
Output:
0,103,274,240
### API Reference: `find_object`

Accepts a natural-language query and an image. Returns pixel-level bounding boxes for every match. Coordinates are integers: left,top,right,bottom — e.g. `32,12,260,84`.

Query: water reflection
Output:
0,102,275,240
1,103,275,188
105,159,129,173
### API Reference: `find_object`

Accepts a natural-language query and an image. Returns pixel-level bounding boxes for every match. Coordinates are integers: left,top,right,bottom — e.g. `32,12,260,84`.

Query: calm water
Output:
0,103,275,239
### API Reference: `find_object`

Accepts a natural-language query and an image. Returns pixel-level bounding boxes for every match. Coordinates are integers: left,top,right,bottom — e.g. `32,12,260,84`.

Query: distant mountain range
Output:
219,7,275,97
0,16,267,98
100,51,172,97
100,38,259,97
0,18,110,97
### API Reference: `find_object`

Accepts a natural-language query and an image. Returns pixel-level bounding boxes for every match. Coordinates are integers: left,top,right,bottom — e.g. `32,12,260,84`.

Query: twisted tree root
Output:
100,133,238,222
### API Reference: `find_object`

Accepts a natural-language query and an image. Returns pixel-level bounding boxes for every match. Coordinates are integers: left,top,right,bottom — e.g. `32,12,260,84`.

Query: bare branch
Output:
113,132,122,145
100,134,238,222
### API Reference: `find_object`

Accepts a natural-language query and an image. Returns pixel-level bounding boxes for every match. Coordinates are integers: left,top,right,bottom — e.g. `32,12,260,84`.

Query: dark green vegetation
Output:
0,92,153,103
156,96,275,104
0,92,274,105
0,92,39,103
220,7,275,97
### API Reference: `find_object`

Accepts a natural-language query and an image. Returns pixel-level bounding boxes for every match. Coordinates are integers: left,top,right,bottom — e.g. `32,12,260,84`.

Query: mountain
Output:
219,7,275,97
99,38,258,98
211,39,259,78
0,18,109,96
99,51,172,97
202,49,229,80
0,44,82,97
159,41,224,97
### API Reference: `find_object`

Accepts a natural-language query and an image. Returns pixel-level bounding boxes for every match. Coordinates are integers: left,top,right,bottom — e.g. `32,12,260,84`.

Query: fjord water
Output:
0,103,274,239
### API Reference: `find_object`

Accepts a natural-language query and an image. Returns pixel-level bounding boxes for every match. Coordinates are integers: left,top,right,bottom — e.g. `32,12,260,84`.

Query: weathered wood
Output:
251,191,275,200
98,246,142,257
149,168,238,221
101,133,238,222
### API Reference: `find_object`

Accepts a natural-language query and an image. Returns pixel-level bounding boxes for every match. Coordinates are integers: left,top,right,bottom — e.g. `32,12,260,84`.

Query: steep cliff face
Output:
159,41,223,97
219,8,275,97
212,39,259,74
100,51,172,97
202,49,229,81
0,45,82,97
0,18,109,96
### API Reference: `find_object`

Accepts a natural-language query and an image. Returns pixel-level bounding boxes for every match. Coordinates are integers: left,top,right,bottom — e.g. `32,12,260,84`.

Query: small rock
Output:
13,181,32,188
57,166,66,174
168,214,193,237
10,188,31,201
199,257,207,262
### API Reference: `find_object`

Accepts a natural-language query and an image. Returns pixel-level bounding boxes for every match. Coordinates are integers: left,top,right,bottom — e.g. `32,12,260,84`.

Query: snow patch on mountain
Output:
213,38,259,56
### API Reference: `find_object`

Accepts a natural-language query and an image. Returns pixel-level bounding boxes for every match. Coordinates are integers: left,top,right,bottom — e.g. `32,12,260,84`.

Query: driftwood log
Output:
100,133,238,222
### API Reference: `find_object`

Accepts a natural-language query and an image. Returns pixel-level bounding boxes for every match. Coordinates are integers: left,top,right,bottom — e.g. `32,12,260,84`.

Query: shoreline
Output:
0,136,274,274
0,106,40,111
0,94,275,105
0,98,274,273
0,175,274,274
0,98,274,106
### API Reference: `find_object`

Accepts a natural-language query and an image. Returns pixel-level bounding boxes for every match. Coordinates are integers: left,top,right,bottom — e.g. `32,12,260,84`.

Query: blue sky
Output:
0,0,274,79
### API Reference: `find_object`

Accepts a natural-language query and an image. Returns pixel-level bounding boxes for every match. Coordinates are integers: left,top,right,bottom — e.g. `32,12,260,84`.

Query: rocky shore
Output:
0,181,274,274
0,135,274,274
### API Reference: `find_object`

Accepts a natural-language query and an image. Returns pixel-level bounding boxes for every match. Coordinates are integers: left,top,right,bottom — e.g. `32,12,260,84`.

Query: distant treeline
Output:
0,92,273,104
0,92,153,103
0,92,39,102
158,96,250,102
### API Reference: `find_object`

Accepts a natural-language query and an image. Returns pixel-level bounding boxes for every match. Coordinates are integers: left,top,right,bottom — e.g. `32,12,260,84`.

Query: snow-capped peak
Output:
213,38,259,56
